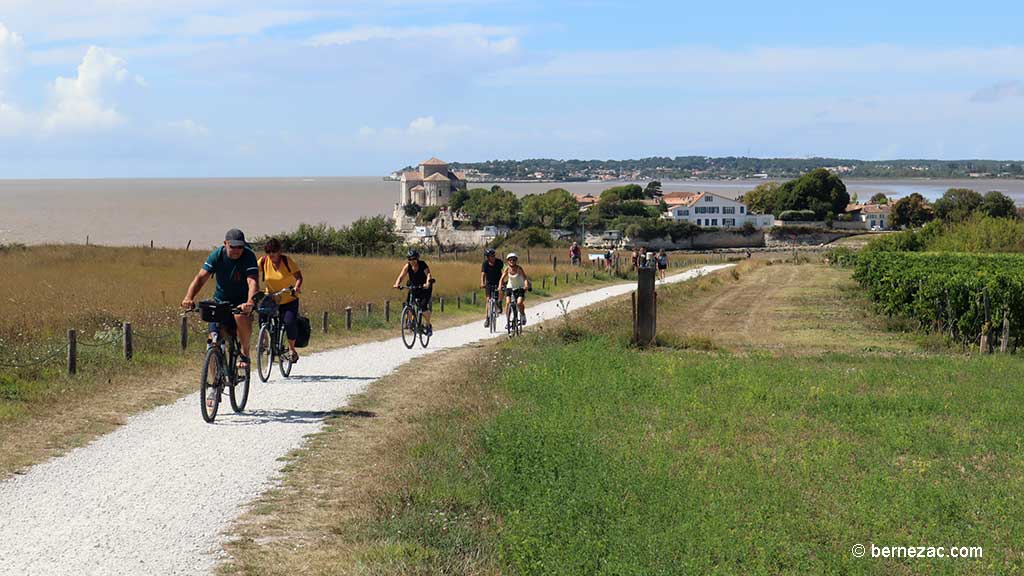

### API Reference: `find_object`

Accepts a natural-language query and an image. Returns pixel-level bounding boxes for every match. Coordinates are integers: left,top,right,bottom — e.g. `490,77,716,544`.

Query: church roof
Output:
401,171,422,181
410,185,425,191
424,173,452,182
420,157,448,166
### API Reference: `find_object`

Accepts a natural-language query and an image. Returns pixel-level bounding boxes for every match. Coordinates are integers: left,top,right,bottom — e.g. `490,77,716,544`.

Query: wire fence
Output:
0,267,628,377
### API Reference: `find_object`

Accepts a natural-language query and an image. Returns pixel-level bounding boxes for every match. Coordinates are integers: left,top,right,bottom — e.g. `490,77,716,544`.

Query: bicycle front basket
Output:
198,300,233,323
256,295,279,316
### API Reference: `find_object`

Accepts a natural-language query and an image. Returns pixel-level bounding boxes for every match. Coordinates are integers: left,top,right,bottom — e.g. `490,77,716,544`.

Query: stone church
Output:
398,157,468,207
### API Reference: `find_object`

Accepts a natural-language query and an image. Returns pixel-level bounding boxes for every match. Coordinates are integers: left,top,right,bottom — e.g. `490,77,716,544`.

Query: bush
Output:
778,209,817,221
491,226,554,249
417,205,440,224
403,203,421,217
258,216,402,256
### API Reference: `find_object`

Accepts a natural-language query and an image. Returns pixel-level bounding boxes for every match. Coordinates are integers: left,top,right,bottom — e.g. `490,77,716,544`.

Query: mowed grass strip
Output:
224,263,1024,575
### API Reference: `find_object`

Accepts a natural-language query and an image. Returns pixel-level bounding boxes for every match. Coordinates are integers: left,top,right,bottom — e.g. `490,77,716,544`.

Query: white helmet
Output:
506,252,519,260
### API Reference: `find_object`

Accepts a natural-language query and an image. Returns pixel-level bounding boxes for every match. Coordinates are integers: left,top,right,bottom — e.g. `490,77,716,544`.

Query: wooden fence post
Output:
554,274,558,287
1000,308,1010,353
180,316,188,352
345,307,352,330
542,277,546,289
457,295,462,309
366,303,373,318
123,322,133,361
527,248,531,264
385,300,391,323
634,268,657,346
440,297,445,312
553,256,558,271
575,271,579,282
472,291,477,305
565,272,569,284
323,311,329,333
67,329,77,376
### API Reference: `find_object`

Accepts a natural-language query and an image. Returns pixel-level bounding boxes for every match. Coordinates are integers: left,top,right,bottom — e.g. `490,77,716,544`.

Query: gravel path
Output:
0,265,731,576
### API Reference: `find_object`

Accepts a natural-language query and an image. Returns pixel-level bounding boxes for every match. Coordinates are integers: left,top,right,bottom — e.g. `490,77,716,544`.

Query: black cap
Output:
225,229,246,247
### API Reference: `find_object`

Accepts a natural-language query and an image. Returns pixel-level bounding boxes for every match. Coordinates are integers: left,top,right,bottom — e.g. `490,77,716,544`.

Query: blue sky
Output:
0,0,1023,177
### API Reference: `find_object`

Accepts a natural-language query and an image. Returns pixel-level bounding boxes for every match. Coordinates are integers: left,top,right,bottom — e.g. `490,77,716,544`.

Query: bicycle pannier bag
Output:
295,315,312,348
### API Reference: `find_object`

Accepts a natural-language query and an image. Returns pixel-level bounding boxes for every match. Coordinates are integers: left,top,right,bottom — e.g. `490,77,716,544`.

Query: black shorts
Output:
409,287,432,311
505,287,526,300
657,263,667,270
485,284,501,300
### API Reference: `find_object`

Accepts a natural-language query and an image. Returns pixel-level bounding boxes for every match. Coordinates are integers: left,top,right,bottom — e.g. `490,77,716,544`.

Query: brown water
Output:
2,177,1023,247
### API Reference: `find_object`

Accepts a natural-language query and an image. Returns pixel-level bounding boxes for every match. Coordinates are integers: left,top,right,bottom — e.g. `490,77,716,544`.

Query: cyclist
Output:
181,229,259,405
393,249,434,336
499,252,532,327
259,238,303,363
569,241,582,266
656,248,669,280
480,248,503,328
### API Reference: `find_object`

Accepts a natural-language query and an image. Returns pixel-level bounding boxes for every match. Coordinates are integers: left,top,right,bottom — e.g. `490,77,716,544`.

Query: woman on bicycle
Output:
393,249,434,336
259,238,303,363
499,252,531,327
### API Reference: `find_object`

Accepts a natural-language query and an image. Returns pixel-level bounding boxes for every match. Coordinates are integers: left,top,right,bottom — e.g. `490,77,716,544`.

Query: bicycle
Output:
255,286,296,383
505,288,526,338
397,283,432,349
184,300,252,423
485,284,500,334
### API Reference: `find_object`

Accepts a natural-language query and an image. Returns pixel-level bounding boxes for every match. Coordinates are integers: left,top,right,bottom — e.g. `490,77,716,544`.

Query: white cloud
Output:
44,46,132,132
356,115,471,152
307,23,519,54
0,22,24,79
165,118,210,137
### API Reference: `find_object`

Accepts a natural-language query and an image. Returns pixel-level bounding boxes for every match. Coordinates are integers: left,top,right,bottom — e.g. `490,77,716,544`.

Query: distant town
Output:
389,156,1024,183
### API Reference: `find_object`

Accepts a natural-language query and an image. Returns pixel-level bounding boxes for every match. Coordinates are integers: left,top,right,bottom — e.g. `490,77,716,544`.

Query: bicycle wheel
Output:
418,309,431,348
278,326,293,378
400,305,417,349
256,324,273,383
506,302,516,338
200,347,221,423
515,306,523,336
230,346,250,413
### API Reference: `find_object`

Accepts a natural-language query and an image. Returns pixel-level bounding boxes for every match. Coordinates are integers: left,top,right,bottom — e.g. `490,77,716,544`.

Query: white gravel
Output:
0,265,731,576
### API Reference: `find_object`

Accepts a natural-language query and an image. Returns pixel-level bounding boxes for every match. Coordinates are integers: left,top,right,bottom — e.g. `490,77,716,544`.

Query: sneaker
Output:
521,316,527,326
426,325,433,336
484,317,490,328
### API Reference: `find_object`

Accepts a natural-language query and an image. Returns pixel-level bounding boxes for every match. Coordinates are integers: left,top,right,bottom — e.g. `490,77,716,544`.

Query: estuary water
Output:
2,176,1022,247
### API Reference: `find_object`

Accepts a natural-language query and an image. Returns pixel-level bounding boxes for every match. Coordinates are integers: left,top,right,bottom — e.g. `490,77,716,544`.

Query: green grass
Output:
371,336,1023,575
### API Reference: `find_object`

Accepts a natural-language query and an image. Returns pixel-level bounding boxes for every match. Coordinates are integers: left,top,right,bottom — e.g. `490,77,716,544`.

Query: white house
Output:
845,203,891,230
662,192,775,229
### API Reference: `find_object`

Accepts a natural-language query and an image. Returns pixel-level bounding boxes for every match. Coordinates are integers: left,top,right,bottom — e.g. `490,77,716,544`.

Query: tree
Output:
599,184,645,203
771,168,849,218
521,188,580,229
462,187,521,227
403,203,421,217
933,188,983,221
742,181,782,215
644,180,663,197
449,189,470,212
892,193,935,228
980,191,1017,219
869,193,889,204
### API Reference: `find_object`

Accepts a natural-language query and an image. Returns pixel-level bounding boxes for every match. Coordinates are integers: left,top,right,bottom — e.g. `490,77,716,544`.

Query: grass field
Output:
221,262,1024,575
2,243,674,477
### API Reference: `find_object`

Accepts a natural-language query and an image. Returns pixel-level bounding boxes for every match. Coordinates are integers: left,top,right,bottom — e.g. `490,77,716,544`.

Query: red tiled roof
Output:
424,173,451,182
401,171,422,181
420,157,448,166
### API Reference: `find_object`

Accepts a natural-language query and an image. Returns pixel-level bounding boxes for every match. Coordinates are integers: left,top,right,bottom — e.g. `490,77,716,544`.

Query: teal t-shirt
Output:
202,246,258,304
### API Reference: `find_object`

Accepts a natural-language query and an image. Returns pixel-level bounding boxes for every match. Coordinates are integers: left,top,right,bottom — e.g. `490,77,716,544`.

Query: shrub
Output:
491,226,554,249
778,209,817,221
417,205,440,224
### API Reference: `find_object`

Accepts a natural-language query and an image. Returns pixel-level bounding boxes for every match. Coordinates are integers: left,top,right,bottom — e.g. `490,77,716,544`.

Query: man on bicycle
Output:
181,229,259,374
499,252,531,327
480,247,503,328
393,249,434,336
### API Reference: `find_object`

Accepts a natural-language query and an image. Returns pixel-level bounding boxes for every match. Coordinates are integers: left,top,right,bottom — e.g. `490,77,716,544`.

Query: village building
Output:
662,191,775,229
845,202,891,230
398,157,468,208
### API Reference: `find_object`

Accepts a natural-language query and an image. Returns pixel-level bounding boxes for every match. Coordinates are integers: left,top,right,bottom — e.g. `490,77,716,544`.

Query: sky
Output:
0,0,1023,177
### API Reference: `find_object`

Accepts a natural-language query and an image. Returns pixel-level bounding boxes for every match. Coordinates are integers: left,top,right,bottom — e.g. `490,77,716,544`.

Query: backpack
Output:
295,315,311,348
